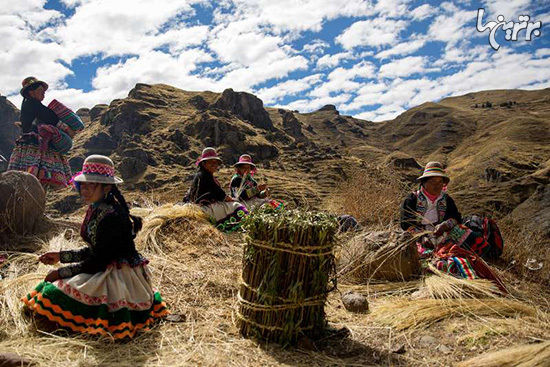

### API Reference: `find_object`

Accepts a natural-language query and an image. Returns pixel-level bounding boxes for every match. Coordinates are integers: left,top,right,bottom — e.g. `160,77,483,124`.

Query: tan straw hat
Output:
73,155,123,184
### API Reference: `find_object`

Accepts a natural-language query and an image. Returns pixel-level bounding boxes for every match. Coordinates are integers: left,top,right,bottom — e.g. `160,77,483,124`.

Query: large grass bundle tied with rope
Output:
237,207,338,345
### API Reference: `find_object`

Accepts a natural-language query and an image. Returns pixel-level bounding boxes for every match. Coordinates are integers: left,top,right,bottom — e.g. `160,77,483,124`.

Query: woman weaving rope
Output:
400,162,506,292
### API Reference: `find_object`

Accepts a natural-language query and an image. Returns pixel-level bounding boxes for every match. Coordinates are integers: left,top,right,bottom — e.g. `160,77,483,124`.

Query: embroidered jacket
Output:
57,196,145,278
183,166,227,205
229,173,265,201
400,190,461,231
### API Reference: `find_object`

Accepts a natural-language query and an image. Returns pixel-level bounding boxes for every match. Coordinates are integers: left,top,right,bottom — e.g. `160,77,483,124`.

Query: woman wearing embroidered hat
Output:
229,154,283,211
22,155,168,339
400,162,506,292
7,76,74,189
183,147,248,231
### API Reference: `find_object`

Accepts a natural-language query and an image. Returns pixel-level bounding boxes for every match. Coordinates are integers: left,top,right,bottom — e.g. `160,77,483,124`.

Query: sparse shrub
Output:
328,165,409,226
499,218,550,285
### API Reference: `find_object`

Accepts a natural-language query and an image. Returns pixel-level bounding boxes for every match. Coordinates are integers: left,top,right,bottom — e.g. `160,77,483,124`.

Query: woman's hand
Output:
44,269,60,283
258,184,268,191
224,196,234,202
434,222,452,236
39,252,60,265
14,121,22,128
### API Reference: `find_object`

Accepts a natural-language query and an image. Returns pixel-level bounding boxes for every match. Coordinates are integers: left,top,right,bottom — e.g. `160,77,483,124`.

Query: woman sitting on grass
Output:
229,154,282,212
184,147,248,231
400,162,505,291
23,155,168,339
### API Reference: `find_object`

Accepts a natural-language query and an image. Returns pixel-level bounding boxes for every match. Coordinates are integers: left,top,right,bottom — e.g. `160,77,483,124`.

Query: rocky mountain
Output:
1,84,549,234
0,95,20,165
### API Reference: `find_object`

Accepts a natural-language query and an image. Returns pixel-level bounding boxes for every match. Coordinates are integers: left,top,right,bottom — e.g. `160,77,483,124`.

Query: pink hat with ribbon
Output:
233,154,256,168
73,155,123,184
196,147,223,166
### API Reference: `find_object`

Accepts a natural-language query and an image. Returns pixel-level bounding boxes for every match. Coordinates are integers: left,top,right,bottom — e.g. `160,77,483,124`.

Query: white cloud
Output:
281,93,352,112
410,4,436,21
301,39,329,56
47,0,202,60
482,0,531,19
310,61,376,98
255,74,323,104
336,18,409,49
316,52,354,69
379,56,429,78
535,48,550,58
375,37,426,59
221,0,374,34
374,0,412,18
427,3,478,45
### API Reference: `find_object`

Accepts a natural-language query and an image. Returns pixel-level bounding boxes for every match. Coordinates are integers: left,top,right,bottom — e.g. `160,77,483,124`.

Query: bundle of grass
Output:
372,297,535,331
423,265,504,299
237,207,338,345
339,230,421,283
457,340,550,367
137,203,225,254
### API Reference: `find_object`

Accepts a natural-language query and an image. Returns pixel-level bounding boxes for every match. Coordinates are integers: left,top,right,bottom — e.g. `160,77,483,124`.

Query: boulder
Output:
68,156,85,173
211,88,274,130
188,95,209,110
76,108,90,125
282,112,304,138
0,96,20,160
89,104,109,121
83,132,117,155
341,291,369,313
168,129,190,150
318,104,339,114
101,99,156,139
122,148,157,166
119,157,147,179
339,230,421,282
0,171,45,235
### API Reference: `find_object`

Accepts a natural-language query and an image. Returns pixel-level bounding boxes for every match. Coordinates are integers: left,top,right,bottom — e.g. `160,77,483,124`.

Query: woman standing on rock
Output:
23,155,168,339
400,162,506,291
8,77,72,189
184,147,248,231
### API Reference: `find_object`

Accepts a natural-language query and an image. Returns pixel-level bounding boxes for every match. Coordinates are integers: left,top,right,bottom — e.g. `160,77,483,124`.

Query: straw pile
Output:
457,340,550,367
137,203,223,254
237,207,338,344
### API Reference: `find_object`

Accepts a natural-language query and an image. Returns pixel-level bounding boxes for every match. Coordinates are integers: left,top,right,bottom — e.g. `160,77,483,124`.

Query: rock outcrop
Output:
0,96,20,161
211,88,274,130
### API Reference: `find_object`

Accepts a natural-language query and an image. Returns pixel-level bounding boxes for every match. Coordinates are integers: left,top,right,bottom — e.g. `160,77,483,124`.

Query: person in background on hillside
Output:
22,155,168,339
400,161,506,292
183,147,248,231
8,77,72,189
229,154,283,212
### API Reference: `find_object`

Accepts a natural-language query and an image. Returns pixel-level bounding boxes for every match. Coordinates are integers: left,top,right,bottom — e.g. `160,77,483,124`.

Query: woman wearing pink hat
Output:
229,154,282,211
184,148,248,231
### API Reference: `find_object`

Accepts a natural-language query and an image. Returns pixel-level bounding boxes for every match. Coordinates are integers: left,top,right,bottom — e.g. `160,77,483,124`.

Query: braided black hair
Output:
109,185,143,235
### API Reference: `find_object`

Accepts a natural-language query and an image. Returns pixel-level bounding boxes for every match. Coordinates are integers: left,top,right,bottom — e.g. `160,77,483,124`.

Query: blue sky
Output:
1,0,549,121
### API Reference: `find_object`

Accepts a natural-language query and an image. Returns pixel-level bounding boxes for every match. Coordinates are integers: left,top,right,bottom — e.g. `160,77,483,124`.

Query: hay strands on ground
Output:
237,207,339,345
372,297,536,331
457,340,550,367
137,203,210,254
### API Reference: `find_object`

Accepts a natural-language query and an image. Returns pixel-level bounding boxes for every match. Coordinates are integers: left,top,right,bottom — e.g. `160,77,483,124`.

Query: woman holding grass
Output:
23,155,168,339
229,154,282,212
